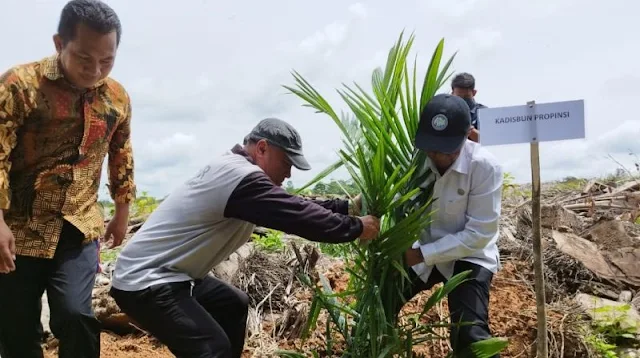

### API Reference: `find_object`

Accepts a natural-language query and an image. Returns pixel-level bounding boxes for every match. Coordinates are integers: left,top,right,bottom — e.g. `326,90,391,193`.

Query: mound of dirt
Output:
404,260,587,358
259,259,588,358
44,332,173,358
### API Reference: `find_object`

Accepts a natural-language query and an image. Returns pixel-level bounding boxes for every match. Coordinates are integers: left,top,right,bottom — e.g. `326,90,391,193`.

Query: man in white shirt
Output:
402,93,503,357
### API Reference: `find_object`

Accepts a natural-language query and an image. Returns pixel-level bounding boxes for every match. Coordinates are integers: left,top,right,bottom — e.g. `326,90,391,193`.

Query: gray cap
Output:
245,118,311,171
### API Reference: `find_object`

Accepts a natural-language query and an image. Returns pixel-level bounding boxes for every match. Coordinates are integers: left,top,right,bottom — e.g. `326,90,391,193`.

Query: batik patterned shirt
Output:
0,55,136,259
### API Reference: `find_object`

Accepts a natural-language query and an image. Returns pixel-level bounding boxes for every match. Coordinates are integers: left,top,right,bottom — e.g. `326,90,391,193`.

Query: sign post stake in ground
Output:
527,100,547,358
479,98,585,358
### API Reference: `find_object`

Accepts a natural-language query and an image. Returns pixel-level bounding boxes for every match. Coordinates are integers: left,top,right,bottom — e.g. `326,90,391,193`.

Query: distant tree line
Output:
284,179,359,197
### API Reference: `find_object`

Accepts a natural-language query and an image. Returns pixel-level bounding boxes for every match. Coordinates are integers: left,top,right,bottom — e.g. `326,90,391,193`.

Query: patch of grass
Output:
98,191,161,219
554,176,588,191
583,303,640,357
100,247,121,263
317,242,352,258
502,172,529,199
591,304,639,343
502,172,517,193
585,333,618,358
132,191,160,217
252,229,286,253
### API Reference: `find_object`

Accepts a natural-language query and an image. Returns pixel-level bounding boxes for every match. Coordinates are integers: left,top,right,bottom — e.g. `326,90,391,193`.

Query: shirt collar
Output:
231,144,256,164
42,54,107,89
449,140,470,175
428,140,471,176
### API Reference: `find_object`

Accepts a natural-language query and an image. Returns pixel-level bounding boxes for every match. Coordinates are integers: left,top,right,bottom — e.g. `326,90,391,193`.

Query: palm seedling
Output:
278,31,507,358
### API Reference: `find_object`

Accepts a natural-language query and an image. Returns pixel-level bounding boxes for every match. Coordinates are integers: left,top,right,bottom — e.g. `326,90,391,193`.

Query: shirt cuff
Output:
418,242,436,266
410,240,427,277
112,185,137,204
0,189,10,210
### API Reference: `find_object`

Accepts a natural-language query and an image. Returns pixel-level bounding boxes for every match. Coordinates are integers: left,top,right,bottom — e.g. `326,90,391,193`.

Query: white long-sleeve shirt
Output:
411,140,504,282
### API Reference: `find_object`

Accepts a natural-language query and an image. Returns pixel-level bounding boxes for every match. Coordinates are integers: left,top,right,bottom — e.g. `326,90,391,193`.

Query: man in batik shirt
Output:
0,1,135,357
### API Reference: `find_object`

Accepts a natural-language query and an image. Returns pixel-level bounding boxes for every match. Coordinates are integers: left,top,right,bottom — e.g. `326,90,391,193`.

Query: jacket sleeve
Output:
307,197,350,215
107,90,136,204
0,68,29,210
224,171,363,243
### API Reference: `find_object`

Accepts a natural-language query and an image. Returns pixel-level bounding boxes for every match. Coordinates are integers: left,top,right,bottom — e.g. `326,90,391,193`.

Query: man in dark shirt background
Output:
451,72,487,143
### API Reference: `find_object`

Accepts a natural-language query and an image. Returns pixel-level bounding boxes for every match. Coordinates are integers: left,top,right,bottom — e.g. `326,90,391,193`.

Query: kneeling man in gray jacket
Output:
110,117,380,358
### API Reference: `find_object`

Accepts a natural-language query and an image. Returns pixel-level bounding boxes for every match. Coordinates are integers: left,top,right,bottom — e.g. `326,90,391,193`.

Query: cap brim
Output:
286,152,311,171
415,132,466,154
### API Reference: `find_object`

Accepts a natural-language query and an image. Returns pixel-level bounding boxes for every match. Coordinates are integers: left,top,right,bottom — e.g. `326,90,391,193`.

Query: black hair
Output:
451,72,476,90
57,0,122,45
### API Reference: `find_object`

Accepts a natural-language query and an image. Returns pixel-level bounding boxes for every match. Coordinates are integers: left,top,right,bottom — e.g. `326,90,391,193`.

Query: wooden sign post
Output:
479,99,585,358
527,100,547,358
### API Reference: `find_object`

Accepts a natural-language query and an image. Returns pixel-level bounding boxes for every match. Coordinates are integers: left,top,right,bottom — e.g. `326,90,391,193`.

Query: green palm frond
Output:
469,337,510,358
282,31,507,358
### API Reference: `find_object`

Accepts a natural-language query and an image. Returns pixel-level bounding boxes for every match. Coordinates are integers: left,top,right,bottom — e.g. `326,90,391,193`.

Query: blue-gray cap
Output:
246,118,311,171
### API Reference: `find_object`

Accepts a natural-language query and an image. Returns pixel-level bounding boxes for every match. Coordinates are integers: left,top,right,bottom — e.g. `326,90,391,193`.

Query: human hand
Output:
103,214,128,249
357,215,380,241
404,247,424,266
468,128,479,143
0,220,16,274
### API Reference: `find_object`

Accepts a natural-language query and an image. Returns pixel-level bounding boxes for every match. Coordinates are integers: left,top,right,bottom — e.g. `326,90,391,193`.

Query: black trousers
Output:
0,221,101,358
110,275,249,358
403,260,498,358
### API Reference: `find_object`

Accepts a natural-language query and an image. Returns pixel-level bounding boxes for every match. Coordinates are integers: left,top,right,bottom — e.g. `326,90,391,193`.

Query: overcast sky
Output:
2,0,639,199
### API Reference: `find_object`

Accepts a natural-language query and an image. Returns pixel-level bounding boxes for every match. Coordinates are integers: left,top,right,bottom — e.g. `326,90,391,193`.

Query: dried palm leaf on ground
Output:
232,250,292,312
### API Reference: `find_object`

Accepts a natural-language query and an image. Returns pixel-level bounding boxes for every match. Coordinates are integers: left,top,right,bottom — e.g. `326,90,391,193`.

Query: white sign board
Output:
478,99,585,146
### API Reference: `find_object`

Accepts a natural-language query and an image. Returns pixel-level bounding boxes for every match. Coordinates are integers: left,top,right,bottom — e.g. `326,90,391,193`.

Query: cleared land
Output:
40,176,640,357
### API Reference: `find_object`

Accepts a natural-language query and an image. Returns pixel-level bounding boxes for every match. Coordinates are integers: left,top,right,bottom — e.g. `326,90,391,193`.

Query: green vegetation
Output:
286,179,359,197
553,176,588,191
590,304,639,354
502,172,529,199
131,191,161,217
583,303,640,357
251,229,286,253
100,247,121,263
311,179,359,197
98,190,161,219
316,242,352,258
585,334,618,358
277,32,507,357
